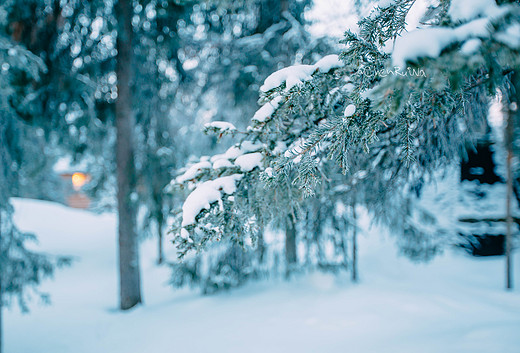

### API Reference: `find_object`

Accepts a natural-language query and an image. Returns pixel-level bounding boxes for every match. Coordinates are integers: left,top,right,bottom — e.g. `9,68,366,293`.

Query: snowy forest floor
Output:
5,198,520,353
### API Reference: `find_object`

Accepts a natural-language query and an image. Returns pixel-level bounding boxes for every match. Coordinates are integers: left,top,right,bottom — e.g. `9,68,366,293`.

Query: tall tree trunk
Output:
505,72,519,290
351,203,358,282
116,0,141,310
0,210,3,353
257,229,266,264
285,214,297,277
506,139,513,290
157,212,164,265
0,276,2,353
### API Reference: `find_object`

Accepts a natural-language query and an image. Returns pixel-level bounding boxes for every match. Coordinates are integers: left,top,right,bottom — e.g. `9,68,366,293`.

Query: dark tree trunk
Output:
0,210,3,353
257,229,266,264
505,71,519,290
116,0,141,310
157,212,164,265
285,214,297,277
506,143,513,290
351,204,358,282
0,278,2,353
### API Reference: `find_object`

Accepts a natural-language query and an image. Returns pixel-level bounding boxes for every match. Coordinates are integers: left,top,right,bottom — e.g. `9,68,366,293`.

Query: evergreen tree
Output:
171,0,520,290
167,0,353,292
0,7,70,349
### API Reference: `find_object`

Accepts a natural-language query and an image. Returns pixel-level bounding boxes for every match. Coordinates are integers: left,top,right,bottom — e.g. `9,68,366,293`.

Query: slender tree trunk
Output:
506,142,513,290
0,278,2,353
157,213,164,265
285,214,297,277
351,204,358,282
257,229,266,264
505,72,519,290
0,210,3,353
116,0,141,310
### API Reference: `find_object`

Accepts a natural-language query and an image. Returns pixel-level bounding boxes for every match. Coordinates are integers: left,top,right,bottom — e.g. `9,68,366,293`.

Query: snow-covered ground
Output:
5,198,520,353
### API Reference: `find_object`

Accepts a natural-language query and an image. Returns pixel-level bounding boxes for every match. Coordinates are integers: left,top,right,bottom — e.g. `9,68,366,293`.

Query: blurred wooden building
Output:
53,157,91,209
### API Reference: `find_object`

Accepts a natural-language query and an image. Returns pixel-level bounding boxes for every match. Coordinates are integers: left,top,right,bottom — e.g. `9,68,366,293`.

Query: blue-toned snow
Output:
5,198,520,353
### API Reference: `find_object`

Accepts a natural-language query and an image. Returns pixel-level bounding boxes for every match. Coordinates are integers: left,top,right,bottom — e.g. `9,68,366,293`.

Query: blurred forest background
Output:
1,0,520,352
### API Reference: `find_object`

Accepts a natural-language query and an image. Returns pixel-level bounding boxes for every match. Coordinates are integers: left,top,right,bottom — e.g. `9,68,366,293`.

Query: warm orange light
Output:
71,172,88,190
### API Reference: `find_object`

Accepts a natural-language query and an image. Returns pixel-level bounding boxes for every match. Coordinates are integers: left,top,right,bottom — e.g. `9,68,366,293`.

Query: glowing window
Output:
71,172,88,190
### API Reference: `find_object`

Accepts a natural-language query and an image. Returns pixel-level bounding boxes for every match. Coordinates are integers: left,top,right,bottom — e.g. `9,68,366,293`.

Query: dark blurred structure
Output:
458,137,512,257
460,140,502,184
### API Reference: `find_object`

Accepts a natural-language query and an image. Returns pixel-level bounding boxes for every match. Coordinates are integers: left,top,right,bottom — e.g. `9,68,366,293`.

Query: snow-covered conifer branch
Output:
171,0,520,261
